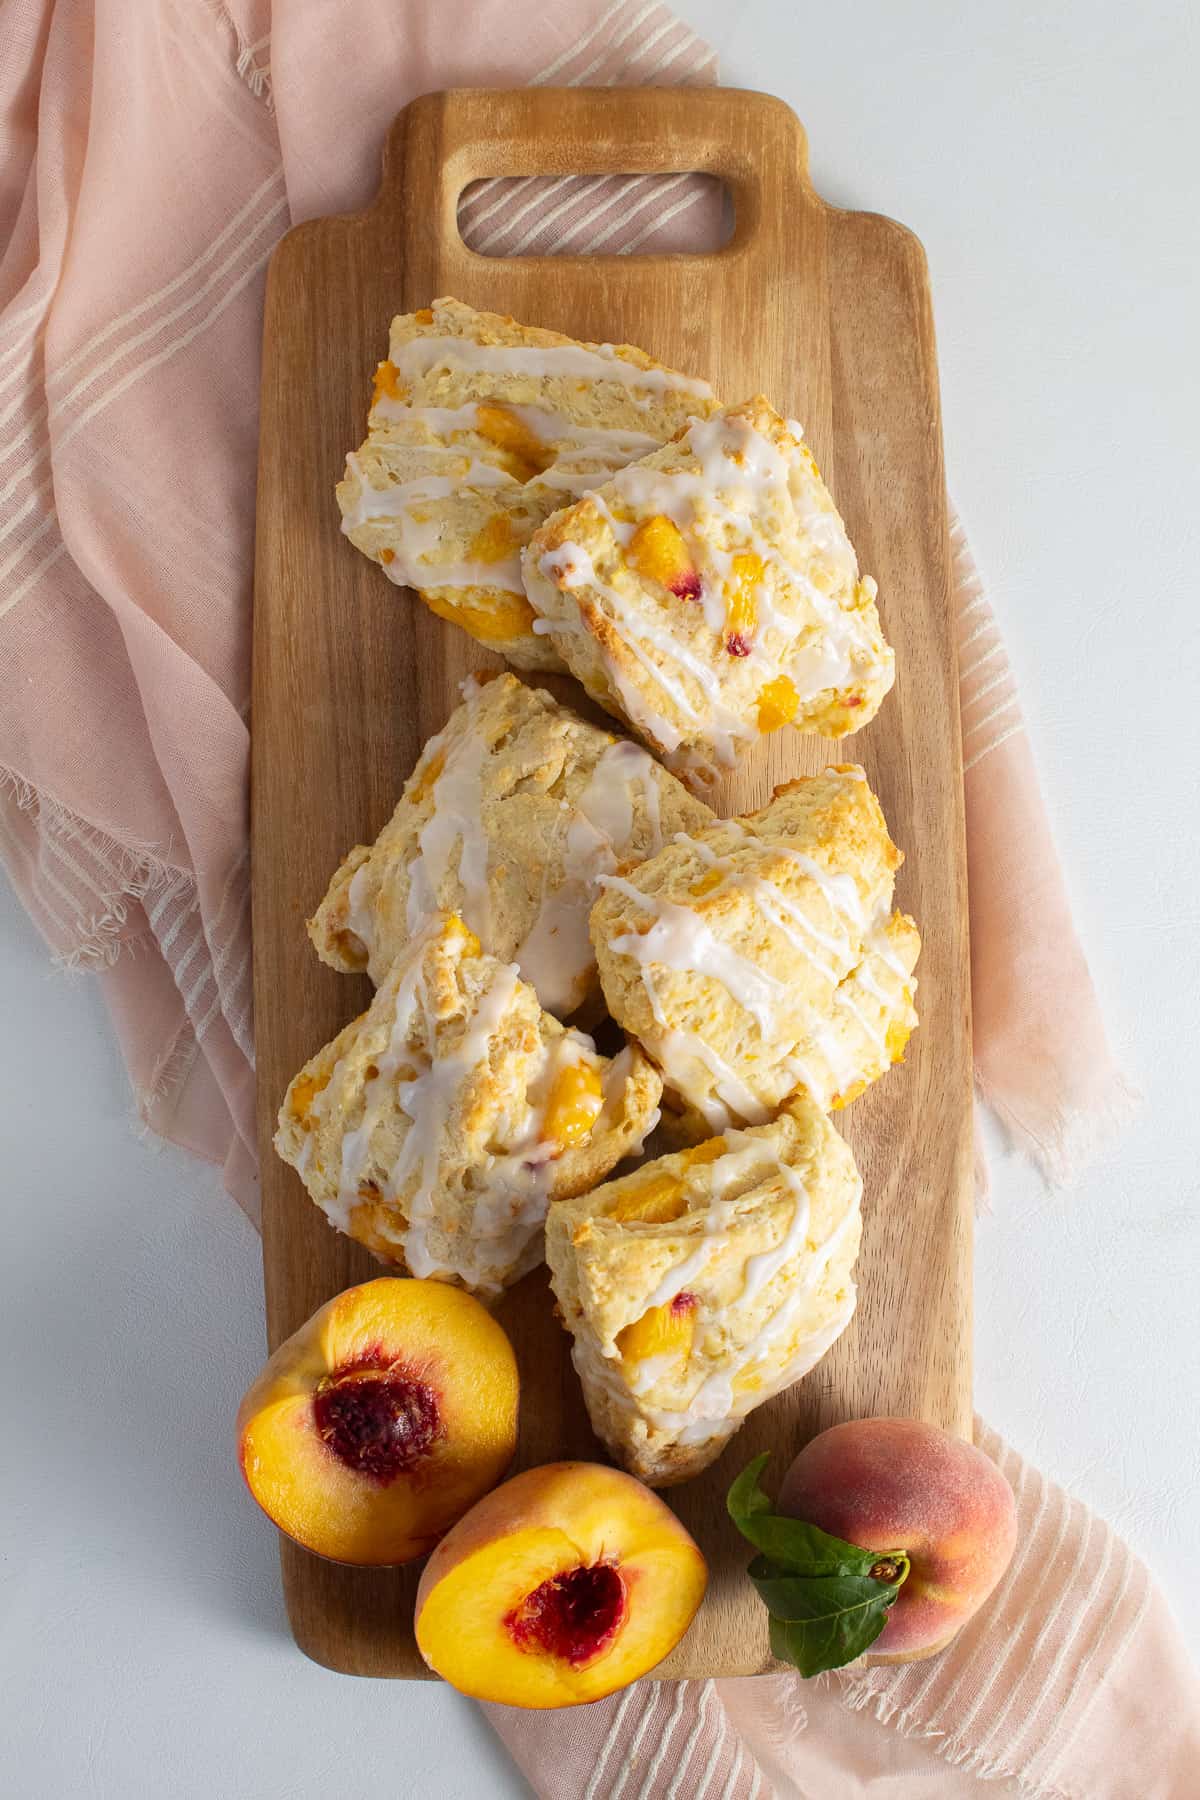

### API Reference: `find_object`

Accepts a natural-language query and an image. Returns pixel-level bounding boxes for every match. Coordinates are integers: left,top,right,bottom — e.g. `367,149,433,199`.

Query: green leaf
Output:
750,1568,905,1625
727,1455,912,1676
727,1456,880,1576
738,1515,883,1575
726,1453,774,1521
768,1596,892,1678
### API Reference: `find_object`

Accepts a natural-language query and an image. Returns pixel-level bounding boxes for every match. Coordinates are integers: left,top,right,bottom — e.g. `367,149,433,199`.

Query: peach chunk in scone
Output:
237,1279,518,1566
415,1462,707,1707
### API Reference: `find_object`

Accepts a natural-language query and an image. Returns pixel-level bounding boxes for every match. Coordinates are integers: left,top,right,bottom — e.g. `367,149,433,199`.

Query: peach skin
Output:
778,1417,1017,1661
237,1278,518,1566
415,1461,707,1707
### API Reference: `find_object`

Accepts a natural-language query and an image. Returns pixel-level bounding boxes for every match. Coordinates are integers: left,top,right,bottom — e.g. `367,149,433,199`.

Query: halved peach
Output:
237,1279,518,1566
415,1462,707,1707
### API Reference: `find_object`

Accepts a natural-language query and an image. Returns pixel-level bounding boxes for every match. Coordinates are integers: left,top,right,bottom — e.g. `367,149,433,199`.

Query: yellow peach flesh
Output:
237,1279,518,1566
757,673,800,732
617,1297,697,1365
724,552,763,652
419,585,537,644
628,515,699,599
415,1462,707,1707
542,1062,603,1150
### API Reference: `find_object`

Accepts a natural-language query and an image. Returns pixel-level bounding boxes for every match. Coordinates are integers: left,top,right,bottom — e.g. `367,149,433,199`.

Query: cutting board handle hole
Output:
457,174,734,257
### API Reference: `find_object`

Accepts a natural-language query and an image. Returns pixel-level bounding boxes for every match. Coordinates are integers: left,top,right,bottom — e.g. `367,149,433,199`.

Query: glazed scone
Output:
308,672,712,1017
336,298,718,672
589,765,920,1129
523,398,893,790
547,1097,862,1485
276,914,662,1297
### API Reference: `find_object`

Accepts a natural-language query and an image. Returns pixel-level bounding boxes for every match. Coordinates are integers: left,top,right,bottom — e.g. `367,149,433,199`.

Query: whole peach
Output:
777,1418,1017,1661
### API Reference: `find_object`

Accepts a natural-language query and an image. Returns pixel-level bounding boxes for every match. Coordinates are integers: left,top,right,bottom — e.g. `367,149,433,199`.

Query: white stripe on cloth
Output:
0,194,286,544
530,0,634,85
690,1695,731,1800
963,719,1025,773
662,1680,715,1800
582,1685,641,1800
611,1683,674,1796
0,236,278,624
624,1680,690,1799
0,538,66,623
1032,1561,1151,1789
43,167,286,394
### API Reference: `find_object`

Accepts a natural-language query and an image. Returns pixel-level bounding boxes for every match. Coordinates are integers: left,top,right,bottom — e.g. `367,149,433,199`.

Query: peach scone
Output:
336,298,718,671
276,914,662,1296
523,398,893,790
589,765,920,1130
308,672,711,1017
547,1097,863,1485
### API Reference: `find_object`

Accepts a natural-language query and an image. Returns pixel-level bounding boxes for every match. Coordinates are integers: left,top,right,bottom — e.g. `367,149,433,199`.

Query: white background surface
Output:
3,5,1197,1796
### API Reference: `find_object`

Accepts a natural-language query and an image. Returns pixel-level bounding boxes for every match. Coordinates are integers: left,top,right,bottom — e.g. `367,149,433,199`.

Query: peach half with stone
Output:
415,1462,707,1707
236,1278,518,1566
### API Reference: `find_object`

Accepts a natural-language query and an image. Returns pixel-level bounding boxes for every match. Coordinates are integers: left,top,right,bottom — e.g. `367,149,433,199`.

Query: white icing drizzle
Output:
833,984,889,1052
387,963,520,1277
390,332,714,402
533,411,886,769
679,1195,859,1437
313,936,637,1291
405,698,492,941
410,558,526,596
596,779,912,1122
344,857,375,962
343,453,518,520
506,406,660,461
738,1163,811,1304
637,1134,768,1311
537,541,748,767
676,832,848,984
657,1026,767,1128
350,341,708,605
602,873,785,1033
584,1135,861,1450
515,741,667,1014
604,413,870,697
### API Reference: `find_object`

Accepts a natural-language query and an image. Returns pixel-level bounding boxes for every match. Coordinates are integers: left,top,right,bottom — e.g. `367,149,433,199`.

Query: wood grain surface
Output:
251,87,972,1680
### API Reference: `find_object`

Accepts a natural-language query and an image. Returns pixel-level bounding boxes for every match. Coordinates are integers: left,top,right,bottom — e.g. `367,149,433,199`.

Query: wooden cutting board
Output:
251,86,972,1679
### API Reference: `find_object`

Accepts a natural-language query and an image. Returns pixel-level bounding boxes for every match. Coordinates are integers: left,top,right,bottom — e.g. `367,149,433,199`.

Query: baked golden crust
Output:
589,765,920,1127
336,298,719,670
547,1097,862,1485
523,398,893,791
276,914,662,1297
307,672,711,1016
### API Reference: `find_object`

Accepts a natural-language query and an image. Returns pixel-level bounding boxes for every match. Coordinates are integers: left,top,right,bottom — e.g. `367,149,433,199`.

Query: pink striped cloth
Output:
0,3,1176,1796
488,1419,1200,1798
